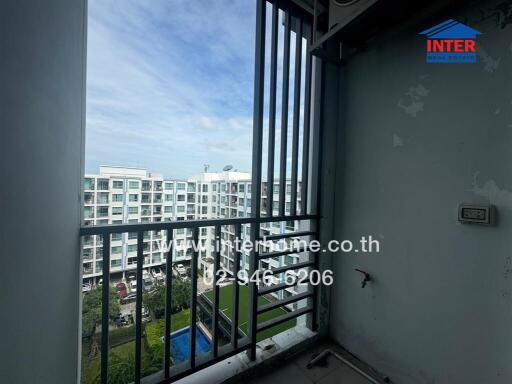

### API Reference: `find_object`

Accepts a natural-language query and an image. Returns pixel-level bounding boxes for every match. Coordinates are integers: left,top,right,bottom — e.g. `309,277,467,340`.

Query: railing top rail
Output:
79,214,318,236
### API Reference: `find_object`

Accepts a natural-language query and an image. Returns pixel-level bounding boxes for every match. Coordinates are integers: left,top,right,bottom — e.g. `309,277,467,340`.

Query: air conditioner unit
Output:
329,0,380,31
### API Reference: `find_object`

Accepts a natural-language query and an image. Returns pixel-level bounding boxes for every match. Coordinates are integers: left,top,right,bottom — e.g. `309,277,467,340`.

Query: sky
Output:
86,1,306,180
86,0,257,179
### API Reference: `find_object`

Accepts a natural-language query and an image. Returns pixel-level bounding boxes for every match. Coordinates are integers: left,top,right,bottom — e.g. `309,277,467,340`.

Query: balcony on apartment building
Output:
3,1,510,384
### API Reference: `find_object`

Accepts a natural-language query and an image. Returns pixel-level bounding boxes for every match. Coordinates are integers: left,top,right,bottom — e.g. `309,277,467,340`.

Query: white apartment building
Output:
82,166,303,299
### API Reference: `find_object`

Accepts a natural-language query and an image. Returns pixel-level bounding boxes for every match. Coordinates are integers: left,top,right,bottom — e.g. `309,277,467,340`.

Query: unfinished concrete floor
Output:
244,341,377,384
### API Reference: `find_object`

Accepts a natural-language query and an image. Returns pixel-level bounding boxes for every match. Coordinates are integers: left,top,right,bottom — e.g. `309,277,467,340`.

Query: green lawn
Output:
81,287,295,384
203,284,296,342
81,310,191,384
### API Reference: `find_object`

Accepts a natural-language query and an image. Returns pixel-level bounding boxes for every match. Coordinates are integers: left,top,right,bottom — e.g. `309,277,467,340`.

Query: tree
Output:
143,282,166,319
172,279,192,312
143,279,192,318
91,352,134,384
82,286,120,334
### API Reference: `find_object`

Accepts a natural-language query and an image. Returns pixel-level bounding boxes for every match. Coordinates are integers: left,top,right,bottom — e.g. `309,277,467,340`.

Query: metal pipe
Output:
307,349,386,384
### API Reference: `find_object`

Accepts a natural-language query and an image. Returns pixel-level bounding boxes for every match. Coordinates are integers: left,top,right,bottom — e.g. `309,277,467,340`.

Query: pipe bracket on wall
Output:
355,268,371,288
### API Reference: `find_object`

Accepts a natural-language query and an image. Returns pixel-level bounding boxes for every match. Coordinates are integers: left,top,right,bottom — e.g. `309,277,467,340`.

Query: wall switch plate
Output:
458,204,494,225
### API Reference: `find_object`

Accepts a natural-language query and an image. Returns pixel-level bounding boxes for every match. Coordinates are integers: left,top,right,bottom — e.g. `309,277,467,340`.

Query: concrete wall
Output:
328,1,512,383
0,1,86,383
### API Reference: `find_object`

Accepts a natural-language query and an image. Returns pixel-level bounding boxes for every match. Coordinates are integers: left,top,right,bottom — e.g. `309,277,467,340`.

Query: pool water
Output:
169,326,211,364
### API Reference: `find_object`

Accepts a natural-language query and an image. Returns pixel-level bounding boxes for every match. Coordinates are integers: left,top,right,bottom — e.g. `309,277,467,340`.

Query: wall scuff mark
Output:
480,0,512,29
477,44,501,72
393,134,404,148
397,82,430,117
472,171,512,208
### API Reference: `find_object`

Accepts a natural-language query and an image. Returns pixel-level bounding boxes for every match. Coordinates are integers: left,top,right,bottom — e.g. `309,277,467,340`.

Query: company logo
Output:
419,19,481,63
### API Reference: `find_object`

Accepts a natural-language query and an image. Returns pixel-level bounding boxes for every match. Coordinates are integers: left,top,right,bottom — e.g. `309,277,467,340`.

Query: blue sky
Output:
86,0,257,178
86,1,306,180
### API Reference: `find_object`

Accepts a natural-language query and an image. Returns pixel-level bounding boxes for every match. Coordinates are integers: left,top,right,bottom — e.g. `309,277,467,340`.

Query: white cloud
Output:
86,0,256,178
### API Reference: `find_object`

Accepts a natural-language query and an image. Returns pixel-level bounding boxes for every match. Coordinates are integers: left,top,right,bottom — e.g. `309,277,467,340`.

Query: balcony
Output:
142,181,152,191
84,192,95,205
7,1,504,384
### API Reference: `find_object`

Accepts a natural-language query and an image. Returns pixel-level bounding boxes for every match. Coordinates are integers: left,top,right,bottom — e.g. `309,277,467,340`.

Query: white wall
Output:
328,0,512,383
0,0,86,382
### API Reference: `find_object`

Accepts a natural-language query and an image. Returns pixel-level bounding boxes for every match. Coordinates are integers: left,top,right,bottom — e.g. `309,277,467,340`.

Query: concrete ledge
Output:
175,326,319,384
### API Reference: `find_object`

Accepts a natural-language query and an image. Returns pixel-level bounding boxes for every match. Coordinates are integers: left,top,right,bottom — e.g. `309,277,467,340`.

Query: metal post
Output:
189,228,199,368
290,17,302,216
279,11,291,217
266,3,279,217
100,234,111,384
164,228,174,378
301,25,313,215
135,231,144,383
231,224,241,348
212,225,221,357
248,0,266,361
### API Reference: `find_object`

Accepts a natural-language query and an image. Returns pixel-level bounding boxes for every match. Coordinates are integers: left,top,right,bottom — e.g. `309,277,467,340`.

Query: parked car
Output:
175,263,188,280
143,277,154,291
82,283,92,293
114,313,133,327
116,282,128,299
141,306,152,323
121,293,137,305
128,279,137,293
152,269,165,283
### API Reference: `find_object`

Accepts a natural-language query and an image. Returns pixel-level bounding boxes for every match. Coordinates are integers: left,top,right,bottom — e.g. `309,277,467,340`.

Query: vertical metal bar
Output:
313,0,317,44
135,231,144,383
100,233,111,384
266,3,279,217
290,17,302,217
164,228,174,378
212,225,221,358
231,224,241,349
189,227,199,369
308,58,324,332
311,231,320,332
301,25,313,216
279,11,291,217
249,0,266,361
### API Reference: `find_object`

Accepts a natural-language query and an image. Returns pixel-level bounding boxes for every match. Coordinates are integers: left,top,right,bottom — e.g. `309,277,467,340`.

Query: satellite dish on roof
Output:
223,165,233,172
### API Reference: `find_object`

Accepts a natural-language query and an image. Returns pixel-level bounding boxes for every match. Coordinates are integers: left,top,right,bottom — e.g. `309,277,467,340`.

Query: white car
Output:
129,279,137,293
82,283,92,293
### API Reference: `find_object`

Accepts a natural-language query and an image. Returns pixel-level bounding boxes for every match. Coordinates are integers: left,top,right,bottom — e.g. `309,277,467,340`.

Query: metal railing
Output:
80,0,318,382
81,214,318,383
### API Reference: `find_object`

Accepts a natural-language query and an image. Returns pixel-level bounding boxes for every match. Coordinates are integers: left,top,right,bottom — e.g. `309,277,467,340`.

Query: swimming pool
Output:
168,326,211,364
